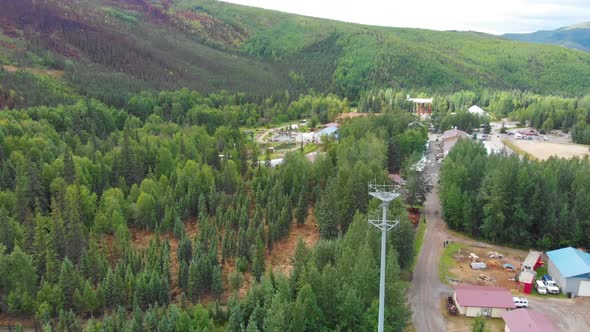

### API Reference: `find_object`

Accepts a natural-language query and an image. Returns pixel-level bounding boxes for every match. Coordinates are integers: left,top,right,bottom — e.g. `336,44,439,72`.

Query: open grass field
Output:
504,139,590,160
443,298,505,332
411,219,427,272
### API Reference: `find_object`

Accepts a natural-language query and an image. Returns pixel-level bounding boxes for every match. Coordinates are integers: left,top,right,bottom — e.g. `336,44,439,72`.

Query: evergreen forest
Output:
2,0,590,331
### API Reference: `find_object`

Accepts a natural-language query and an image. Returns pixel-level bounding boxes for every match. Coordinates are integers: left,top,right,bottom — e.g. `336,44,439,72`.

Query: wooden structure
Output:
407,96,433,118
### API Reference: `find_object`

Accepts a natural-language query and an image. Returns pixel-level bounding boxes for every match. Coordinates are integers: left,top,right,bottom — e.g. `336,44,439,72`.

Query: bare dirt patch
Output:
127,220,199,300
120,212,318,304
266,208,319,276
1,65,64,79
507,139,590,160
446,244,525,291
0,315,35,331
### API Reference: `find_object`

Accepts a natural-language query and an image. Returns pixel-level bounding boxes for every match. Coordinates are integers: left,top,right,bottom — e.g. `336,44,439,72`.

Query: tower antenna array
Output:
368,183,401,332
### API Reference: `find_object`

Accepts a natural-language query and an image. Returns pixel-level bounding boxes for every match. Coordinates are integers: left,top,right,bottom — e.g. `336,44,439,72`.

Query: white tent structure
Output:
468,105,488,117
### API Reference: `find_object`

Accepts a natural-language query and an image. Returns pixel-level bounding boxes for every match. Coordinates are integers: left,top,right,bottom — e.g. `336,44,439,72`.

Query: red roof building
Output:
502,309,557,332
519,250,544,294
443,128,469,155
453,285,515,317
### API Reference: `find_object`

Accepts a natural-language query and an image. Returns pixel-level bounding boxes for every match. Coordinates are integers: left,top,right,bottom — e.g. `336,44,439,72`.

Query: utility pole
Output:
368,183,401,332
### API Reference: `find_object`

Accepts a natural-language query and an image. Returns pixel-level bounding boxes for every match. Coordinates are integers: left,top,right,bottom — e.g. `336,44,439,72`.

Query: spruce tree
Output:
179,260,189,292
316,182,338,239
63,149,76,185
252,236,265,282
211,265,223,299
296,193,308,225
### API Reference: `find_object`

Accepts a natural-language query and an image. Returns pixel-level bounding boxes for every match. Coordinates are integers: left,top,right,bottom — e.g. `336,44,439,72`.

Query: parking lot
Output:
528,296,590,331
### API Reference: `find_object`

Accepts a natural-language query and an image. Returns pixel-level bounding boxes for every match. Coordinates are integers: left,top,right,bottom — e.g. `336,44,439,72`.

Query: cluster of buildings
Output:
515,247,590,297
291,123,338,144
452,246,590,331
453,285,557,331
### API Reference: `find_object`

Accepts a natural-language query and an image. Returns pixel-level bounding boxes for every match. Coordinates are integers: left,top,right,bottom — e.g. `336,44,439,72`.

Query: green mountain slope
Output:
1,0,590,108
504,22,590,53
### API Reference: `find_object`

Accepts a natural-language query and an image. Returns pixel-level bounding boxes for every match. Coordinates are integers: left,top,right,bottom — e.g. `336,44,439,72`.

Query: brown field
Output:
1,65,64,79
506,139,590,160
447,245,525,292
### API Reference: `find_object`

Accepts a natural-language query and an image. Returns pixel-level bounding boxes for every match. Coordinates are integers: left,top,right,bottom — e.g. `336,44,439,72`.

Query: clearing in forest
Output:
1,65,65,79
505,140,590,160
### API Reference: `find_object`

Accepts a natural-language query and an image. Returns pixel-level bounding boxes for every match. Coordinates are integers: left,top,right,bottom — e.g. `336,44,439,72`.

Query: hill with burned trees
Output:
1,0,590,110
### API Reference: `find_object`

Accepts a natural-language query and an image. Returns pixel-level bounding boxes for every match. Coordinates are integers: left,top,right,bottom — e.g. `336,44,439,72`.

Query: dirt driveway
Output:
407,142,452,332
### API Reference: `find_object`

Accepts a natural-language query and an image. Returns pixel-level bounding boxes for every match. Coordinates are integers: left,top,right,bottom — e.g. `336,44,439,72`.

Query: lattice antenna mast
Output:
368,183,401,332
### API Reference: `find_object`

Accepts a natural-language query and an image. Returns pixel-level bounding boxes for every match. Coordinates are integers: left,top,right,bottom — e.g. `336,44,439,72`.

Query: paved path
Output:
407,141,452,332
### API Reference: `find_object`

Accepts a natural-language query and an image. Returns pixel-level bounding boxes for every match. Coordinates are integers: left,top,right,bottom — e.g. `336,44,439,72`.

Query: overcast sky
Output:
223,0,590,34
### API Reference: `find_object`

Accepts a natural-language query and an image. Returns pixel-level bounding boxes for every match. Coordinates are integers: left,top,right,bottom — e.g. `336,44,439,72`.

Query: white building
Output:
468,105,488,117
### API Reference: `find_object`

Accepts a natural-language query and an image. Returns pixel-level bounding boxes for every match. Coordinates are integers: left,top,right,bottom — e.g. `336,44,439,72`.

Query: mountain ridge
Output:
1,0,590,108
503,22,590,53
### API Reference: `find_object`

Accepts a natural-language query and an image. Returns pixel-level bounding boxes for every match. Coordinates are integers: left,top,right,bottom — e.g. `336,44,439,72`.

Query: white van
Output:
513,297,529,308
535,280,547,294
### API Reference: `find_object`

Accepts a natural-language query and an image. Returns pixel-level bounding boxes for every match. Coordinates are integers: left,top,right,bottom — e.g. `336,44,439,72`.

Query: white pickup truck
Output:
535,280,547,294
541,275,561,294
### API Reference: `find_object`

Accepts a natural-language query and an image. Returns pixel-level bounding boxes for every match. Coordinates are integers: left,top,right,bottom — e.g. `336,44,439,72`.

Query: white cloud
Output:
222,0,590,34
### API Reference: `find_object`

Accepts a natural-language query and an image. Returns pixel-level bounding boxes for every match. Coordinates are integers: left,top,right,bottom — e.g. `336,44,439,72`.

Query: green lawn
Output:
439,242,468,283
410,218,427,272
275,142,297,150
303,143,320,154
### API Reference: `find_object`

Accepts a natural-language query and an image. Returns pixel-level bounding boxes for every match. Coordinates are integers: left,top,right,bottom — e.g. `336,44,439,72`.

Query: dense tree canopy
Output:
0,87,424,330
440,139,590,249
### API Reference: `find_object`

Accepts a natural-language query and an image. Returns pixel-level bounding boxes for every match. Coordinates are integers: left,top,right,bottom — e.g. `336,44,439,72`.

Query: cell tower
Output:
368,183,401,332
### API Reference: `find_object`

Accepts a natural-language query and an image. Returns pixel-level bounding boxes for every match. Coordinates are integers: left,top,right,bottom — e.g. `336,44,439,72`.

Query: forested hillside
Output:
3,0,590,330
2,0,590,108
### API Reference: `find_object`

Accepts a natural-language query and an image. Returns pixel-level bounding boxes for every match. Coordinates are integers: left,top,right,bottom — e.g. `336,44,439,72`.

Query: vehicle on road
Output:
535,280,547,294
447,296,457,315
541,275,560,294
513,297,529,308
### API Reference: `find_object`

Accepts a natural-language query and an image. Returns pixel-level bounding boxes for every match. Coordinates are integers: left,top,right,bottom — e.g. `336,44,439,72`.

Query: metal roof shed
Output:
546,247,590,296
453,285,515,317
522,250,543,271
502,309,557,332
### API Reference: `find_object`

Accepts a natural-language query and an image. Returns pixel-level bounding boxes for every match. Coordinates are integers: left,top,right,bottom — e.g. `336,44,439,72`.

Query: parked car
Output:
541,275,561,294
535,280,547,294
447,296,457,315
513,297,529,308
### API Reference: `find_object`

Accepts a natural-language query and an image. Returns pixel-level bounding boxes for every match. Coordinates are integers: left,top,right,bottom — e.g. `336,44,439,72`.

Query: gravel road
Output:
407,141,452,332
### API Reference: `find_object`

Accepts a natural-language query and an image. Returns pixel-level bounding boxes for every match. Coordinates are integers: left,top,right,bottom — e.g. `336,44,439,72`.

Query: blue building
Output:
546,247,590,297
317,126,338,138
